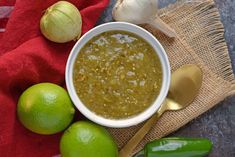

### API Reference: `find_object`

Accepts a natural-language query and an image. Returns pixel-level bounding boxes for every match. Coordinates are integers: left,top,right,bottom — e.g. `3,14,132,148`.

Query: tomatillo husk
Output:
40,1,82,43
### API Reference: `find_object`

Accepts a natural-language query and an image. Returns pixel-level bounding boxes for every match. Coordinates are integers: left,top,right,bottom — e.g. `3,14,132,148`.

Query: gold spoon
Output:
119,64,203,157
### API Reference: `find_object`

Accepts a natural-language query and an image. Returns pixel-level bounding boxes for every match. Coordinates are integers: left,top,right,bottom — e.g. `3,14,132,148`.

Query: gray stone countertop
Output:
97,0,235,156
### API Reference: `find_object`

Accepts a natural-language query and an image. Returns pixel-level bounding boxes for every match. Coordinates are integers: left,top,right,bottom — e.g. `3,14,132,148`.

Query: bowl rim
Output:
66,22,171,128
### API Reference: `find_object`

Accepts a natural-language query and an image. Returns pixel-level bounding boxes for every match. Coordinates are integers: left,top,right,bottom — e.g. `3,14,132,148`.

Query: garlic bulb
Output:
40,1,82,43
112,0,177,38
113,0,158,24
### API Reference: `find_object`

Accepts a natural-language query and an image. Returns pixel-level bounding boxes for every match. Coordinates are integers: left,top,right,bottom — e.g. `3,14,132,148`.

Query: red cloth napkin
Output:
0,0,109,156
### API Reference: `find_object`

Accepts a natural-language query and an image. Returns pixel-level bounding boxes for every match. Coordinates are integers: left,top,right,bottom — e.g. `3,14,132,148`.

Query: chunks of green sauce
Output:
73,31,162,119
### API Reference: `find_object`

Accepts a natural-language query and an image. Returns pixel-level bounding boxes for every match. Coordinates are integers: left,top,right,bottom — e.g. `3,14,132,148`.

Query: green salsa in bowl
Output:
66,22,170,128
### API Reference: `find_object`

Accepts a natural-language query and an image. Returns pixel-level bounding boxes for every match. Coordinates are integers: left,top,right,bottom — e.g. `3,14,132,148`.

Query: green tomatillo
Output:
40,1,82,43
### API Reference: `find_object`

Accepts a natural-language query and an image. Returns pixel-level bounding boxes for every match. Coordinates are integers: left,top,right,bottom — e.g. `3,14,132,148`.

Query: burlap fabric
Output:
108,0,235,155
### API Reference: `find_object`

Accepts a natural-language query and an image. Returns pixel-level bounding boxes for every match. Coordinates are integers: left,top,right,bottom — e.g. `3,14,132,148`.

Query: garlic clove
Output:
149,16,178,38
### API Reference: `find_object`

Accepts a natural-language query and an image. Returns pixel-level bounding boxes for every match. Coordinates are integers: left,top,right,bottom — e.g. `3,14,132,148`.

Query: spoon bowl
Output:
168,64,203,106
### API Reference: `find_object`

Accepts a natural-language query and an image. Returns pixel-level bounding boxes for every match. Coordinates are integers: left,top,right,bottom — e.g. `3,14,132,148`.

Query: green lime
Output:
60,121,118,157
17,83,75,135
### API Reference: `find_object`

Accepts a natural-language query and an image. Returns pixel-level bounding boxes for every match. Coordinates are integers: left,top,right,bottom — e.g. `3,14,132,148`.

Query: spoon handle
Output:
118,101,167,157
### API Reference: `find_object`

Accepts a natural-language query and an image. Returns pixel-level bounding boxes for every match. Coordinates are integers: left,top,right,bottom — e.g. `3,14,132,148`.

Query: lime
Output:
17,83,75,135
60,121,118,157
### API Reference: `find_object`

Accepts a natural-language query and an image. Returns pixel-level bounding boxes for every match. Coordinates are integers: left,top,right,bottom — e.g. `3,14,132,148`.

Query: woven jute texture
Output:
108,0,235,155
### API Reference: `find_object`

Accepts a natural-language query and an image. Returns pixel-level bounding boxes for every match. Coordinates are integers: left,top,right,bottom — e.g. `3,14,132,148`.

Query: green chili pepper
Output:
134,137,213,157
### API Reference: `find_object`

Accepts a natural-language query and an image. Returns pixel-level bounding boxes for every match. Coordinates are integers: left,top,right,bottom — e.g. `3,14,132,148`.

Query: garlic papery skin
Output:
112,0,177,38
40,1,82,43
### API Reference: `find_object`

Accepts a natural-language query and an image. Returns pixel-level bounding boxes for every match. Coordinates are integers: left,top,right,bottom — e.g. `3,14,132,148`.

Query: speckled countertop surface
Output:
97,0,235,156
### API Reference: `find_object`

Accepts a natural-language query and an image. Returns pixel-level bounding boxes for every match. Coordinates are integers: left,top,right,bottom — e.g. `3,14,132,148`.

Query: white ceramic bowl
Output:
66,22,170,128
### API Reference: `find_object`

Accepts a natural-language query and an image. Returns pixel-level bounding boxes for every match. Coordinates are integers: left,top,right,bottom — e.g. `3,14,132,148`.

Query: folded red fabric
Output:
0,0,109,156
